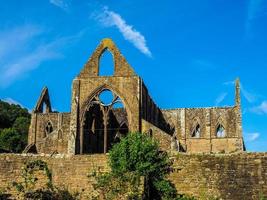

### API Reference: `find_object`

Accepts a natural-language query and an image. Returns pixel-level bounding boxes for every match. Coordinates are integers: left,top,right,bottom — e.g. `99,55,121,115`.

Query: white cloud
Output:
250,101,267,114
223,80,235,86
246,0,267,37
245,132,260,142
0,25,42,59
96,7,152,57
224,80,257,103
215,92,228,106
1,97,31,111
240,83,257,103
0,25,84,88
49,0,70,11
1,44,61,86
2,97,21,106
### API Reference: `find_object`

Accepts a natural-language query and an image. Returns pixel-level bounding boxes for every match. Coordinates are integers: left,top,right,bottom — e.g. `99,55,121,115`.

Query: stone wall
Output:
28,39,244,155
0,153,266,200
162,106,244,153
170,153,267,200
28,112,70,154
0,154,108,199
141,119,172,150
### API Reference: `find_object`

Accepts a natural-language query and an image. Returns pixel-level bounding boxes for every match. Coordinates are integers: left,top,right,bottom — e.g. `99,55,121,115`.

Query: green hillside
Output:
0,100,30,153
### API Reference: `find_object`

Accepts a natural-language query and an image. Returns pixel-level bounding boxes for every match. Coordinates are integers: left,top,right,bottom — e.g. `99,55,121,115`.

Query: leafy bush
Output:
92,132,180,200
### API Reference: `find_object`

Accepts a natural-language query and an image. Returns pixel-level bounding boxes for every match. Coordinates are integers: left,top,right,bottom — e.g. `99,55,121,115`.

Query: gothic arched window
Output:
192,124,201,138
45,121,53,135
216,124,225,137
81,88,129,154
99,49,114,76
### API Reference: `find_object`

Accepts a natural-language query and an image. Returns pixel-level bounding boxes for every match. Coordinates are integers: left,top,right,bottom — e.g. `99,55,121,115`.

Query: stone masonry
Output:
0,153,266,200
25,38,245,155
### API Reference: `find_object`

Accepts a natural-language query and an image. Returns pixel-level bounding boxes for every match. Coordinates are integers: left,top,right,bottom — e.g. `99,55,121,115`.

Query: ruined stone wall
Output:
161,106,243,153
170,153,267,200
0,153,266,200
77,76,141,131
141,83,172,134
0,154,108,199
29,113,70,154
141,119,172,150
69,76,142,154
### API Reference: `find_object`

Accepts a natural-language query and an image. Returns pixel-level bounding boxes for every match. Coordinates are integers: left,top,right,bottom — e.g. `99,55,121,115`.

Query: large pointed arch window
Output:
192,124,201,138
216,124,226,137
81,89,128,154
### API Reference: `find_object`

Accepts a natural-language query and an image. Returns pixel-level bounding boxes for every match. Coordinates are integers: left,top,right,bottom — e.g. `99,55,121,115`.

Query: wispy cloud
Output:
245,132,260,142
2,97,22,106
1,97,31,111
1,43,61,86
250,101,267,114
49,0,70,11
240,83,257,103
215,92,228,106
0,25,42,59
246,0,267,37
96,7,152,57
0,24,84,88
224,80,257,103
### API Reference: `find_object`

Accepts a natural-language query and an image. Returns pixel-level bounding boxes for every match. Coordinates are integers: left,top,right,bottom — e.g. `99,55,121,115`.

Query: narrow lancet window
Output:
216,124,225,137
99,50,114,76
45,121,53,135
192,124,200,138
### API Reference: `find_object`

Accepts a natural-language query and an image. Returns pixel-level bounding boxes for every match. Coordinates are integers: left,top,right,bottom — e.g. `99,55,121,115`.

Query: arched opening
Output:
44,121,53,137
42,103,47,113
216,124,226,137
81,89,129,154
192,124,200,138
99,50,114,76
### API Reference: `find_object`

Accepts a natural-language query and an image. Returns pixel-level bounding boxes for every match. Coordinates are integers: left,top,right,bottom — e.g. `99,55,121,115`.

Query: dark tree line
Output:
0,100,31,153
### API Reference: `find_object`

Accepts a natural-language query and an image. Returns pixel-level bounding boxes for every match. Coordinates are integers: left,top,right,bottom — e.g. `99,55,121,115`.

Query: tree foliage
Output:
0,100,30,129
0,100,31,153
92,132,179,200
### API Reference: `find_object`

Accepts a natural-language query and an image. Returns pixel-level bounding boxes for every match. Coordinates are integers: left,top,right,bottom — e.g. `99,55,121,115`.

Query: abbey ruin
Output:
24,38,245,155
1,39,266,200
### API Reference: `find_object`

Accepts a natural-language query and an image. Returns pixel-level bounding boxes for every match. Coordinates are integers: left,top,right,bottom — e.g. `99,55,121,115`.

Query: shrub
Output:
92,132,178,200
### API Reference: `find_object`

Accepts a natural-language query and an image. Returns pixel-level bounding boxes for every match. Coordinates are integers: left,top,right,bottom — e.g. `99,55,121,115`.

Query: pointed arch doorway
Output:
80,89,129,154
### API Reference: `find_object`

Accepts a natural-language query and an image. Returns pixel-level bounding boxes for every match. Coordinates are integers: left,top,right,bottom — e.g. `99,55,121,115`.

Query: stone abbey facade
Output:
25,38,245,155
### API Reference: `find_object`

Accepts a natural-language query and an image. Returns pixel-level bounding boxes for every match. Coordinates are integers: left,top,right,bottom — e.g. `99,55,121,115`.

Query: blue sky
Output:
0,0,267,151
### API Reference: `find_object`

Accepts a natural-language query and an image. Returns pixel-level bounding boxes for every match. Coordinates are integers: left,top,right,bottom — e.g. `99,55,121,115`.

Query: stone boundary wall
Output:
170,153,267,200
0,153,266,200
0,154,108,199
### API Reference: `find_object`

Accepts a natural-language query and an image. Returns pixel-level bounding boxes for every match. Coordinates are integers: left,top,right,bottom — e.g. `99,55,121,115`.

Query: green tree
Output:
13,116,30,144
0,100,31,153
0,128,27,153
92,132,178,200
13,116,30,135
0,100,30,130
